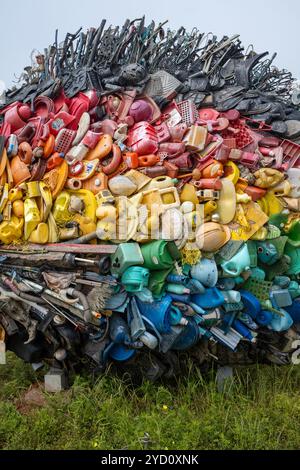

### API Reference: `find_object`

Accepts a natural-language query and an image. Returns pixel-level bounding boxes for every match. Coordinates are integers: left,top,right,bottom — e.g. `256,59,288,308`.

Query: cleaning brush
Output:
87,284,115,312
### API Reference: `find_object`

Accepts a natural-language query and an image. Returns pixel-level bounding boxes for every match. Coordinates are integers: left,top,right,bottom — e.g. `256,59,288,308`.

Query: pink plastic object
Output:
259,147,276,157
137,95,161,124
193,178,222,190
168,152,192,169
259,136,281,148
4,103,31,132
126,122,158,156
199,108,220,122
48,112,76,136
34,96,55,119
0,122,11,141
222,109,240,121
82,131,101,149
15,123,36,144
26,117,45,149
53,91,70,114
177,100,198,126
240,152,260,170
215,145,231,163
169,123,188,142
154,123,171,143
222,138,237,149
84,90,100,109
159,142,185,157
129,100,153,123
104,90,136,122
91,119,118,137
279,140,300,171
222,120,254,149
68,93,90,128
55,129,76,154
162,101,182,127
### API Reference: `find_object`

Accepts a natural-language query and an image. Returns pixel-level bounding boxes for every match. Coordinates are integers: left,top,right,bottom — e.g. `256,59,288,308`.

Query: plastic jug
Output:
221,244,251,277
191,288,225,309
190,258,218,287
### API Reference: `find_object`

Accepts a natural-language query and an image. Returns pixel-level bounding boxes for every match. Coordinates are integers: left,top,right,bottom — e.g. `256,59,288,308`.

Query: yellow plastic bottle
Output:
24,199,41,240
29,223,49,244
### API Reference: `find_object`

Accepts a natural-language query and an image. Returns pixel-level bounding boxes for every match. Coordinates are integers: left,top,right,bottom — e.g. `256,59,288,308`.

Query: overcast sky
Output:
0,0,299,90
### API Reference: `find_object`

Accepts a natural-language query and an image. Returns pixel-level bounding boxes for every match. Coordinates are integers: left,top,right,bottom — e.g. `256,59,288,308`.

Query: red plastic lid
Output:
199,108,220,121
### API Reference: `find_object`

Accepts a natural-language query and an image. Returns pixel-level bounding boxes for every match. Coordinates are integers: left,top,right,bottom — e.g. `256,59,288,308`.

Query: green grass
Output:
1,353,300,450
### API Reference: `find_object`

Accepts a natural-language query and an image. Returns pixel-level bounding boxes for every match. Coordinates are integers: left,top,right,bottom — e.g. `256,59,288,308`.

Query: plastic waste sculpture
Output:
0,18,300,383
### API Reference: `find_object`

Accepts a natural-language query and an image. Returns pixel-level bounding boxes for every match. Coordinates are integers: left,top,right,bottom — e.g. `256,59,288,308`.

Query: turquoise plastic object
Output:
285,244,300,276
135,288,154,303
191,288,225,309
170,306,184,325
250,268,266,281
190,258,218,287
257,241,279,265
121,266,149,293
111,243,144,276
288,281,300,299
269,309,293,332
247,240,258,268
221,244,251,277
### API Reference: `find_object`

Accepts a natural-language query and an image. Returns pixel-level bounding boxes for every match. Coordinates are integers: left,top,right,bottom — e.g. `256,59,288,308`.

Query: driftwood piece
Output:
0,244,117,255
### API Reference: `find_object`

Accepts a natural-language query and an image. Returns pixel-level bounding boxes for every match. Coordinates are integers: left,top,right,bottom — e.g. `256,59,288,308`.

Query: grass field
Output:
1,353,300,450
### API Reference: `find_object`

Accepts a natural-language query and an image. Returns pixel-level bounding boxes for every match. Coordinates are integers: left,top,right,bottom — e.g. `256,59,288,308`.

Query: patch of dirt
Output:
16,383,47,415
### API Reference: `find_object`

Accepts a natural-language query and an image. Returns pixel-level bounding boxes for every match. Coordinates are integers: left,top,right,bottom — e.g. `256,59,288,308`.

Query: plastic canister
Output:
141,241,180,271
111,243,144,276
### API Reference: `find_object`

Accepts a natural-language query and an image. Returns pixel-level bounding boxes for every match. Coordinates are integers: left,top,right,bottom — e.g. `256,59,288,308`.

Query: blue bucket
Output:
136,295,173,334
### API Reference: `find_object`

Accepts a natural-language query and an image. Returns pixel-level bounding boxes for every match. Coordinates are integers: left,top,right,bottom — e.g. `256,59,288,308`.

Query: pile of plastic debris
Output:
0,18,300,383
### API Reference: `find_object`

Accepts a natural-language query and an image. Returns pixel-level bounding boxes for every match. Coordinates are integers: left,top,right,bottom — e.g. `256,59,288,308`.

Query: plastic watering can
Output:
221,244,251,277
